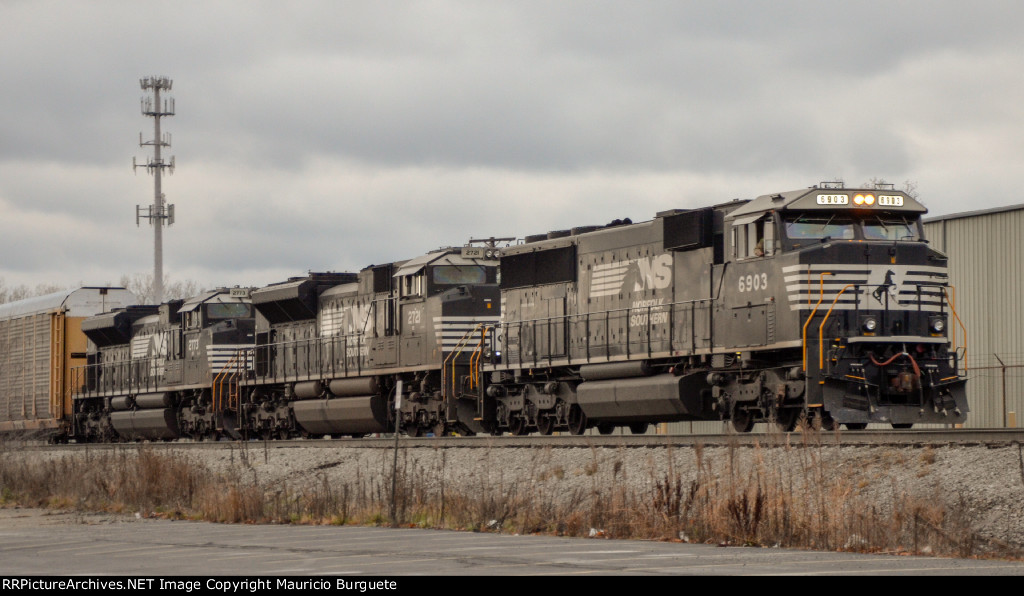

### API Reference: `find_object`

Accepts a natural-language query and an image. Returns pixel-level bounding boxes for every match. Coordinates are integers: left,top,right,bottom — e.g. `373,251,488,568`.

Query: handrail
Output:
211,349,248,412
505,297,713,327
468,325,490,390
246,332,367,385
817,284,856,370
942,286,968,373
70,354,167,400
442,323,485,401
802,272,833,372
505,297,713,365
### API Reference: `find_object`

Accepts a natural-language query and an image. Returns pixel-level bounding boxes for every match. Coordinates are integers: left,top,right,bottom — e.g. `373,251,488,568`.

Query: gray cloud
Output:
2,0,1023,291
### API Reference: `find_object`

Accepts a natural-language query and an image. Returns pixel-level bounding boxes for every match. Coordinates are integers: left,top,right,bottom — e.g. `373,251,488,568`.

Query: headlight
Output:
853,194,876,206
862,317,878,333
930,317,945,333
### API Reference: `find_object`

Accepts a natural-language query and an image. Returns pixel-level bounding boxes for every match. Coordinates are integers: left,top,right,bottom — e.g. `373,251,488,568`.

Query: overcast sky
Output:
2,1,1023,294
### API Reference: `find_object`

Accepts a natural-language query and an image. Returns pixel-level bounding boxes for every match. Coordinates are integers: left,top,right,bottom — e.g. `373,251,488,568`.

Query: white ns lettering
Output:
634,254,672,291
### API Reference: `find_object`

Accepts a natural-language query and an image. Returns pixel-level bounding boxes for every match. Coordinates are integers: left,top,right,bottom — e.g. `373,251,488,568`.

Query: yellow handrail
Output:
942,286,968,373
468,326,489,390
212,349,247,412
817,284,856,370
441,323,485,400
802,272,833,372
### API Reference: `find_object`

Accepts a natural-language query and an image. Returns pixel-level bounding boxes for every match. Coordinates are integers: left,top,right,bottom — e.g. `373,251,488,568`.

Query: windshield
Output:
207,303,252,319
432,265,487,285
783,213,923,244
863,216,921,241
784,214,856,240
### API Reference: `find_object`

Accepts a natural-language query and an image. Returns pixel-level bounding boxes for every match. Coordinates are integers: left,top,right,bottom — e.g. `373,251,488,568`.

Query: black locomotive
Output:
477,183,968,433
63,243,502,441
71,287,256,441
18,183,967,442
240,242,501,439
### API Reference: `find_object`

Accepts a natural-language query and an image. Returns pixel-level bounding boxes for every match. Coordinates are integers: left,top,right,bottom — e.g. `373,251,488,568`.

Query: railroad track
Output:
8,427,1024,452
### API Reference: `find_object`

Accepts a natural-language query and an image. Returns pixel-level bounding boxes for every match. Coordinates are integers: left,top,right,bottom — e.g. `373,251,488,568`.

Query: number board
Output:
877,195,904,207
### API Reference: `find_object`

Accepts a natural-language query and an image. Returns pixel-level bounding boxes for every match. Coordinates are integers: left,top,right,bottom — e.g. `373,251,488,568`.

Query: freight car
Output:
70,287,255,442
239,241,503,439
475,183,968,434
0,287,136,440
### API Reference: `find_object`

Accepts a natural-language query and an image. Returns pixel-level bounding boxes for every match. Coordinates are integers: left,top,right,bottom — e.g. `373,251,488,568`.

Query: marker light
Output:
862,317,878,332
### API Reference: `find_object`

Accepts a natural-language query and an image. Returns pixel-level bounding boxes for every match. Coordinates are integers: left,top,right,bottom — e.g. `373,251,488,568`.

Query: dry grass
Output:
0,437,1018,561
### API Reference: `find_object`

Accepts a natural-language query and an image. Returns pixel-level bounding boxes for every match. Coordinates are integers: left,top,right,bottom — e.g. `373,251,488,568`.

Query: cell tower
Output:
133,76,176,303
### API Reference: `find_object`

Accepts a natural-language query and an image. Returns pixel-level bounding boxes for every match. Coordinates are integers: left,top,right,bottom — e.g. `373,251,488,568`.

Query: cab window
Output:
863,216,921,241
732,215,775,259
784,214,856,241
207,303,251,319
401,273,424,298
432,265,487,285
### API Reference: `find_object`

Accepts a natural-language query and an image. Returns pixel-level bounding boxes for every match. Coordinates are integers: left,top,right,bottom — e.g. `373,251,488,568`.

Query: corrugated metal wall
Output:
0,312,54,423
924,206,1024,428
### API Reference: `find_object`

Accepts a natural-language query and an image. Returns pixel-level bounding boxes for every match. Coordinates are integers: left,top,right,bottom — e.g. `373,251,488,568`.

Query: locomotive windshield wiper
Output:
819,213,836,235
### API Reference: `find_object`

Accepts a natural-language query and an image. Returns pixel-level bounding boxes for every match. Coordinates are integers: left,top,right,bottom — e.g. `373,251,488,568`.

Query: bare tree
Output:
901,179,919,200
118,273,204,304
0,279,70,305
860,177,920,201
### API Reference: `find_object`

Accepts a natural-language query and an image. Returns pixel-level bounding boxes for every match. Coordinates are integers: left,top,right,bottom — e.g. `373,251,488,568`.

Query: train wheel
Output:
817,410,838,431
537,415,555,436
891,423,913,429
628,422,649,435
509,416,529,436
731,408,755,433
775,409,799,432
597,422,615,435
567,405,588,436
844,422,868,430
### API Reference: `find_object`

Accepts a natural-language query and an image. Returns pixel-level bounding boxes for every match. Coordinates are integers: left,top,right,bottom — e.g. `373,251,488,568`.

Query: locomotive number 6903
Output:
739,273,768,293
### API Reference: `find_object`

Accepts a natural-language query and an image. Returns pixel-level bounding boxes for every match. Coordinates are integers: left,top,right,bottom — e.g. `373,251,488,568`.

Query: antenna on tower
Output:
134,76,176,303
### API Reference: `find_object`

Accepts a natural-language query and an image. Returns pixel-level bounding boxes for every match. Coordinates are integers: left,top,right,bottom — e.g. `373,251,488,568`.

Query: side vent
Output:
663,208,714,251
500,245,577,289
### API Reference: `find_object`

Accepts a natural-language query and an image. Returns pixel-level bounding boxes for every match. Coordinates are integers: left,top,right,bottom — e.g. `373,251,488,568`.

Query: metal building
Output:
924,204,1024,429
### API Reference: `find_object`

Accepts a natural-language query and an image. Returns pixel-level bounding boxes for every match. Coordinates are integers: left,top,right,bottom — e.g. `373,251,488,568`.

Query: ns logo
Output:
629,254,672,292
